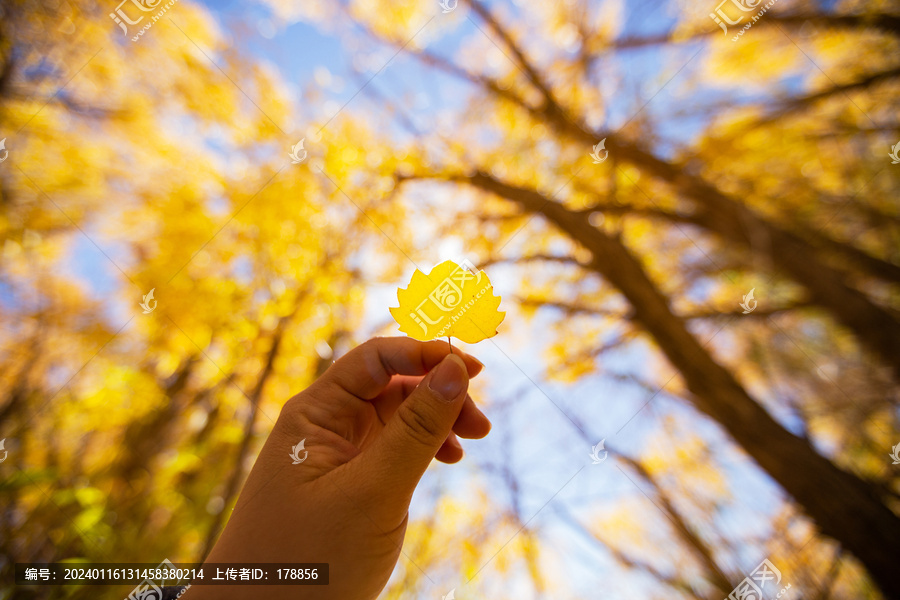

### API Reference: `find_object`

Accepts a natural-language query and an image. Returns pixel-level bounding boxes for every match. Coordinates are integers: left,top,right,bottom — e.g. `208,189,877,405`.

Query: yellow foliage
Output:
391,260,505,343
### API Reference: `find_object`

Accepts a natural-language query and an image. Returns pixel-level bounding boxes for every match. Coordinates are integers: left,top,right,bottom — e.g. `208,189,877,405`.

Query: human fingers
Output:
370,376,490,440
451,395,492,439
318,337,482,401
435,432,464,464
340,354,470,519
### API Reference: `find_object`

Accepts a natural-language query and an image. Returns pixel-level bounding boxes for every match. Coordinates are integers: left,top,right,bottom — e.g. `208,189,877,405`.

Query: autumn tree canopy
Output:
1,0,898,599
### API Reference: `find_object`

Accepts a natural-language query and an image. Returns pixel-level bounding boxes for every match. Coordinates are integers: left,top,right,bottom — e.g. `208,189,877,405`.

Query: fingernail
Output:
469,355,485,375
428,354,468,402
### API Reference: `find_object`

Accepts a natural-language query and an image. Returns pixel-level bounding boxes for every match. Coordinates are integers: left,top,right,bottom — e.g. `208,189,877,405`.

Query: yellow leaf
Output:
390,260,505,343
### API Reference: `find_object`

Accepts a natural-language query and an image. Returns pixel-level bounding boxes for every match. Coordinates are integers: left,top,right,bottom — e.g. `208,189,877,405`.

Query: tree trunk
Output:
416,0,900,375
526,104,900,379
611,143,900,380
465,171,900,598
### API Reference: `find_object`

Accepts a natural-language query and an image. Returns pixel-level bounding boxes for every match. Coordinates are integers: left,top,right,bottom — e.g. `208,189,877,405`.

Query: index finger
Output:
320,337,484,400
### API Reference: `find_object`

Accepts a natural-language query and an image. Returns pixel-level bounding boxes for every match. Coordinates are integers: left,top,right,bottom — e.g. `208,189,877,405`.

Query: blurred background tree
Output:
1,0,898,598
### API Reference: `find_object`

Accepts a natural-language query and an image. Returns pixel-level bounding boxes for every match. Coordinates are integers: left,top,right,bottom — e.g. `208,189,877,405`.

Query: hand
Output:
190,337,491,600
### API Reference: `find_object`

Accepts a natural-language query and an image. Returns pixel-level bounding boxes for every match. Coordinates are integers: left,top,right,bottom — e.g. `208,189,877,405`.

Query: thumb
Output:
359,353,469,498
